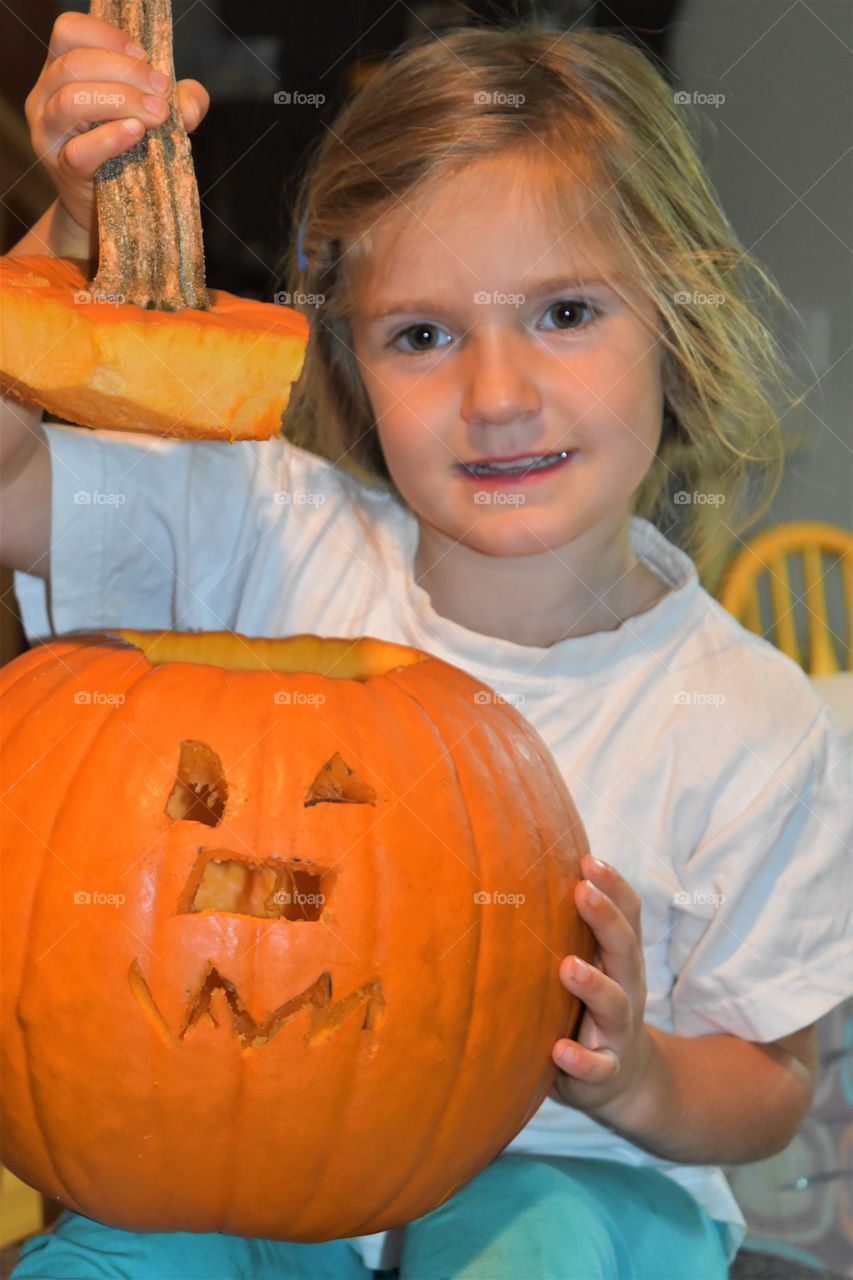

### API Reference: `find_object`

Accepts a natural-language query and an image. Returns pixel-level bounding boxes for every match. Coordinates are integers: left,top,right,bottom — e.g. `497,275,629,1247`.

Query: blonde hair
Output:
280,24,805,577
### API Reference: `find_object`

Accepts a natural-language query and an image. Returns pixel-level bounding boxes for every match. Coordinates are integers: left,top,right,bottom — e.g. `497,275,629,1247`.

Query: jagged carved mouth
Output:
128,961,385,1050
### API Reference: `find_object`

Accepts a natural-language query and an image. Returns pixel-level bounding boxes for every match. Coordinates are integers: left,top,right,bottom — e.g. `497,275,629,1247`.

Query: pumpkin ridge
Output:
267,675,382,1232
345,676,485,1235
13,648,156,1206
480,714,563,1118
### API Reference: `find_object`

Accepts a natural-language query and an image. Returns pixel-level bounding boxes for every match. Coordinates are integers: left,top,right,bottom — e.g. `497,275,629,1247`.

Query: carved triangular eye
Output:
165,741,227,827
304,752,377,807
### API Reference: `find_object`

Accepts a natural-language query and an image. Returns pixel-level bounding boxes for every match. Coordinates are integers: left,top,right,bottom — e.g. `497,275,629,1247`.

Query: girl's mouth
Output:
456,450,576,484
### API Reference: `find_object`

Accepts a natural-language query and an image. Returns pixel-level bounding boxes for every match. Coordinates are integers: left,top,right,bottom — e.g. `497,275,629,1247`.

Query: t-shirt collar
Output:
397,514,700,682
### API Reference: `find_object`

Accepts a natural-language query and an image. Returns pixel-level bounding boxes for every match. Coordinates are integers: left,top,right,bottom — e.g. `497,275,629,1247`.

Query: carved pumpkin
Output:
0,0,308,440
0,630,593,1240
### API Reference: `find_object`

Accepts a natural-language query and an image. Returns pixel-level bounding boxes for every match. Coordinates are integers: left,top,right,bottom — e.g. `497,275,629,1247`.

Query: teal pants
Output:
12,1155,730,1279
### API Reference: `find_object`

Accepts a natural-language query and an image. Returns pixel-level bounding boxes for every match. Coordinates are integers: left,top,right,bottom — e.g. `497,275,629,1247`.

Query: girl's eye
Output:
389,299,599,353
391,323,452,353
539,299,598,332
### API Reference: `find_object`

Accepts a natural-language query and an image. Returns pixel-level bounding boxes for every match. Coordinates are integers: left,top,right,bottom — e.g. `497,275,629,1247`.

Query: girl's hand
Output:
24,10,210,237
551,854,653,1126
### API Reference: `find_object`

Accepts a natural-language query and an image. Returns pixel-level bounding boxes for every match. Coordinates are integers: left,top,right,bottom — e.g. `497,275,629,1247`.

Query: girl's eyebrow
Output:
362,273,618,321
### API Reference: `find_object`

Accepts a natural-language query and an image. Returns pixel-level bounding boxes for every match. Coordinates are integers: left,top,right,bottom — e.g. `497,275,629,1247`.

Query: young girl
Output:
2,12,850,1280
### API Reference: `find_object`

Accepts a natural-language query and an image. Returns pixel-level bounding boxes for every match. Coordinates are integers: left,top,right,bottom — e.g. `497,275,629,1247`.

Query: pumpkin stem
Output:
88,0,209,311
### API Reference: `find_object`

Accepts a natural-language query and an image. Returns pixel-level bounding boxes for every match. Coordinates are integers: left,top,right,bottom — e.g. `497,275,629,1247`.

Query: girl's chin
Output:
458,513,581,558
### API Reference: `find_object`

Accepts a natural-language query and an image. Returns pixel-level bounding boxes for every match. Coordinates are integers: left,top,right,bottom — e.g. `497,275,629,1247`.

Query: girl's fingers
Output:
574,877,646,1015
580,854,643,942
560,954,630,1043
41,81,168,146
35,46,172,112
46,11,140,67
40,81,206,179
176,79,210,133
56,117,147,181
552,1038,619,1085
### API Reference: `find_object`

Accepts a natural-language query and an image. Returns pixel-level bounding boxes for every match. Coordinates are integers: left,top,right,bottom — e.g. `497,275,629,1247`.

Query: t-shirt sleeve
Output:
13,421,292,640
668,705,853,1042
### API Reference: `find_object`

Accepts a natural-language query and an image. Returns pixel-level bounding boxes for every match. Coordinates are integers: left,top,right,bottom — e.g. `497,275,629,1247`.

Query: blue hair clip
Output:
296,212,308,270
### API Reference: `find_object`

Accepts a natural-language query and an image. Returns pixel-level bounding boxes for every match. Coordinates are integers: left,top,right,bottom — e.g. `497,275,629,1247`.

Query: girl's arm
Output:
587,1019,817,1165
551,857,818,1165
1,11,209,576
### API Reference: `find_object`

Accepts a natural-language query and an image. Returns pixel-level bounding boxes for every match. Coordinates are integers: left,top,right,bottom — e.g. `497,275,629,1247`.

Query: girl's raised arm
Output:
0,9,209,579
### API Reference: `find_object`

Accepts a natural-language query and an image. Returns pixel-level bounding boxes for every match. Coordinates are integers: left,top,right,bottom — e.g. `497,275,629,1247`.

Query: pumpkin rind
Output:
0,255,308,440
0,631,593,1240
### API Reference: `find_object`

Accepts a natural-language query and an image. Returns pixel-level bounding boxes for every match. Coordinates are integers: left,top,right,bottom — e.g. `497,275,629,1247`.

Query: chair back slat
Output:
802,546,839,675
768,553,800,666
717,522,852,674
745,586,762,635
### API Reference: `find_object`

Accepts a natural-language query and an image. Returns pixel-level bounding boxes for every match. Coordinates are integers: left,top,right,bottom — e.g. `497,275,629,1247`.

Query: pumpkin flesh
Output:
0,255,308,440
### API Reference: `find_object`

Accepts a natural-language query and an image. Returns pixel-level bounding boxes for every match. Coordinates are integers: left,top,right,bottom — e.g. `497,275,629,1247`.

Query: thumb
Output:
176,79,210,133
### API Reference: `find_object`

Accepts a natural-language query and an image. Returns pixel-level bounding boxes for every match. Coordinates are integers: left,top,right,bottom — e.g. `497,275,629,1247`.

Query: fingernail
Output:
585,880,601,905
123,118,144,137
125,41,145,59
570,956,588,981
143,95,167,116
592,857,609,873
149,70,170,93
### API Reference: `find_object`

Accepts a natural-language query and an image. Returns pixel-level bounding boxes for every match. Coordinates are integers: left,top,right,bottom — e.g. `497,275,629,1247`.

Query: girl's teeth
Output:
466,451,569,475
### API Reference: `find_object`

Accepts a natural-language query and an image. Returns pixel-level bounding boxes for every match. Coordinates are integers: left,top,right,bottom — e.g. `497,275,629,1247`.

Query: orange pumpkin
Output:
0,630,593,1240
0,0,308,441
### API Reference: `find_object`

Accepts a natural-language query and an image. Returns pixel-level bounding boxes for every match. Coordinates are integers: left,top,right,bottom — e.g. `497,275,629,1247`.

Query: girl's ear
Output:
661,404,686,446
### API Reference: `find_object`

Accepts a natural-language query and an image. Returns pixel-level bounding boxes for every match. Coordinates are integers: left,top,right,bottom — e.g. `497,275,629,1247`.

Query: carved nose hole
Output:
165,741,227,827
305,752,377,807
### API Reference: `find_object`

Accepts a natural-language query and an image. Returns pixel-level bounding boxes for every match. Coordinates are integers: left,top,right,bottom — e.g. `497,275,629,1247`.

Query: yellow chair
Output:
0,1164,42,1248
717,521,852,674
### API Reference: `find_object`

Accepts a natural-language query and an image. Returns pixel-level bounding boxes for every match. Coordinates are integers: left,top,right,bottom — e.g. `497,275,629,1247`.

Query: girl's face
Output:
348,155,666,559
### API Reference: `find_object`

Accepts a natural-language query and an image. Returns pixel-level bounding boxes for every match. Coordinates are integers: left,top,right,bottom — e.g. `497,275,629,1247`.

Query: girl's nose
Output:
459,331,542,426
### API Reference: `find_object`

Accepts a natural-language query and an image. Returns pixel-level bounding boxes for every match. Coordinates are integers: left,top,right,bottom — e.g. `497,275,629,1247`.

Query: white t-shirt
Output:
15,425,853,1270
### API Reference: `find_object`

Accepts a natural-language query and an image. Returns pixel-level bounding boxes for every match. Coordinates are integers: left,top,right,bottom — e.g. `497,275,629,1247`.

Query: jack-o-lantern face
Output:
0,630,592,1241
131,742,384,1051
